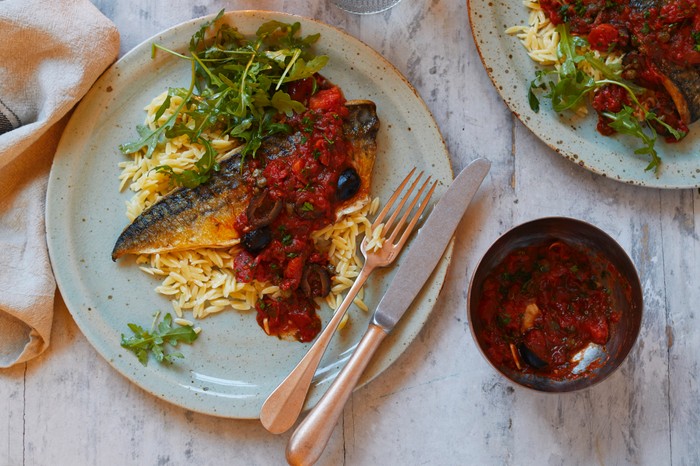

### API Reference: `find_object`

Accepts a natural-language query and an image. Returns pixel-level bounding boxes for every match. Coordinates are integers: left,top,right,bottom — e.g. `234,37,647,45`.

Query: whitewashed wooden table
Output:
2,0,699,464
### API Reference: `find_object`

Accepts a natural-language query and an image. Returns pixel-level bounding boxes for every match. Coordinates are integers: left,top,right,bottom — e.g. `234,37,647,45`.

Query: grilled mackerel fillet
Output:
111,100,379,261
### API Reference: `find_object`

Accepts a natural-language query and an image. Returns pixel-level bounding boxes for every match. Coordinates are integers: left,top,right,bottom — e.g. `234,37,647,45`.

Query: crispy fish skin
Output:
111,100,379,261
657,60,700,124
628,0,662,10
111,154,249,260
338,100,378,215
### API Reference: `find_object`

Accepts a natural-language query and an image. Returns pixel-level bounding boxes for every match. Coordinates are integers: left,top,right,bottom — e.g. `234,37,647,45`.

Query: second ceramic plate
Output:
468,0,700,188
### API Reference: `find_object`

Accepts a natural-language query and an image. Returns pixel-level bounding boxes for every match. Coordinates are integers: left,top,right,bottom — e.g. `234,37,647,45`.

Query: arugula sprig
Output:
604,106,662,171
121,312,199,366
118,79,195,160
599,80,684,172
120,10,329,187
527,24,685,173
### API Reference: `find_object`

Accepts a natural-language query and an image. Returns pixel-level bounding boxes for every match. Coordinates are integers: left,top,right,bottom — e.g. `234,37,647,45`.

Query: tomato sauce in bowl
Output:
468,218,643,392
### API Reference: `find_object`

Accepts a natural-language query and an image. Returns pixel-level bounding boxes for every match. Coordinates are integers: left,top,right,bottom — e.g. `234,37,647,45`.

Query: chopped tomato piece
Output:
588,24,620,52
309,86,345,111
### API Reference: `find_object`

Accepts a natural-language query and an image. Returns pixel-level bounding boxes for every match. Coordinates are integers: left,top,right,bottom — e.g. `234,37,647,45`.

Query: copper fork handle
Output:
260,266,373,434
286,323,388,466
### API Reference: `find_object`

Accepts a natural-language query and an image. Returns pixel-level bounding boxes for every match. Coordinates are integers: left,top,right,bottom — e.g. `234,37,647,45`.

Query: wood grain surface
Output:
1,0,698,464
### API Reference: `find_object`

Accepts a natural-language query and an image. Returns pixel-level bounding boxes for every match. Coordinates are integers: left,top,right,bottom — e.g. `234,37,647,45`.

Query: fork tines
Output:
373,168,438,247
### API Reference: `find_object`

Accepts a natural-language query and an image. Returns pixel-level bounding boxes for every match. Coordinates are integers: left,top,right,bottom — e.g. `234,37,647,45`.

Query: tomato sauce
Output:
232,77,356,342
476,239,630,379
538,0,699,137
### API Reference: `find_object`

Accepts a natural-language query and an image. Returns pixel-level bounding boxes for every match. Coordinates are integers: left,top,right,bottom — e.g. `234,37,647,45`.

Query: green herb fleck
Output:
558,4,570,22
497,314,512,327
302,116,314,132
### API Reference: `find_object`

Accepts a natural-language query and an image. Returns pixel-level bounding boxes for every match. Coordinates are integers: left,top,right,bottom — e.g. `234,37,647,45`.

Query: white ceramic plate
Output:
46,11,453,419
467,0,700,188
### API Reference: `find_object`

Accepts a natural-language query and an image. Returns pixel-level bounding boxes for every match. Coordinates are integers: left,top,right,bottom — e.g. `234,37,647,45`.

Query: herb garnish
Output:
120,10,329,187
527,24,685,173
693,30,700,52
120,312,199,366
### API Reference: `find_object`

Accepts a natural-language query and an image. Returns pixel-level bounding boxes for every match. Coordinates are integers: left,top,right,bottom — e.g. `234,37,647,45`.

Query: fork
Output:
259,168,437,434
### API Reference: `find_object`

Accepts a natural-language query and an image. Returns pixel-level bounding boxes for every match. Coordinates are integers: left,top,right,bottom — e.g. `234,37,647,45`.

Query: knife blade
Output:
286,158,490,466
372,157,490,331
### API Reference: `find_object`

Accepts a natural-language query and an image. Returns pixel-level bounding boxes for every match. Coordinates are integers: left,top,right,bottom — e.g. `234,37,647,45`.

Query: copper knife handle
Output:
286,324,388,466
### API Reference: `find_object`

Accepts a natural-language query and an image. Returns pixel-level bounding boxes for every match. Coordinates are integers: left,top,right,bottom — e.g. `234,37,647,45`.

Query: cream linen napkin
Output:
0,0,119,367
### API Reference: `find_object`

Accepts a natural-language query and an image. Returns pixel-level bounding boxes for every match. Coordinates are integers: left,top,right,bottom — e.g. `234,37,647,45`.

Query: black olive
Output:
300,264,331,298
247,191,282,229
336,167,361,201
517,342,548,370
241,227,272,254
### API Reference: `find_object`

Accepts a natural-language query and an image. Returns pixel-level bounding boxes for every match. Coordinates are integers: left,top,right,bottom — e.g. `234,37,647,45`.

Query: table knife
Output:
285,157,491,466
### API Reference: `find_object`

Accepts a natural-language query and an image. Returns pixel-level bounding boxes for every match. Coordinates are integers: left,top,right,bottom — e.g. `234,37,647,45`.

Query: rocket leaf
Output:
121,312,199,366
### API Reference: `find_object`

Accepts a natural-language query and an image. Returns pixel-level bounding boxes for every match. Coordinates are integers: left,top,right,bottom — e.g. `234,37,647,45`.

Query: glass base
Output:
330,0,403,14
